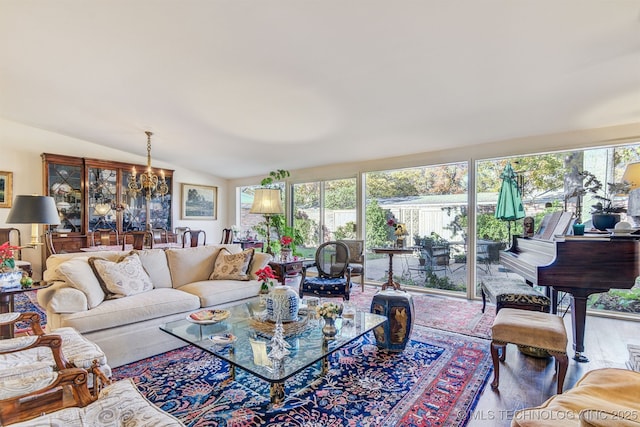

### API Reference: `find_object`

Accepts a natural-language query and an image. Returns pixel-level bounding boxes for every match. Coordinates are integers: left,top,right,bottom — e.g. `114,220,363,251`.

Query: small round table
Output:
372,247,414,290
0,282,51,338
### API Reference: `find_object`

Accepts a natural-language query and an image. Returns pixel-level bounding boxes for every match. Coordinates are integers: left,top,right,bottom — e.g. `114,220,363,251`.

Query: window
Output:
364,163,469,295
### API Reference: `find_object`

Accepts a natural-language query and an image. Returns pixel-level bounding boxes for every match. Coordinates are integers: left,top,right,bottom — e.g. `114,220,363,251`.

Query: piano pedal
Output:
573,352,589,363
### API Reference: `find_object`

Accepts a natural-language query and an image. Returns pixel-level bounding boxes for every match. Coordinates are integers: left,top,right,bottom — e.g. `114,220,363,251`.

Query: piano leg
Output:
547,288,558,315
570,295,589,363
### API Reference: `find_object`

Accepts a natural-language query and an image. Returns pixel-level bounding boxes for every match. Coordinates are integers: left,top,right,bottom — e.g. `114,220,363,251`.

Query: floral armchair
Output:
0,334,183,426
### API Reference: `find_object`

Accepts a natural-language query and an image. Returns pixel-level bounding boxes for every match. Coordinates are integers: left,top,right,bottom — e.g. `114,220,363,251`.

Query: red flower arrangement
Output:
256,265,276,293
0,241,20,272
280,235,293,248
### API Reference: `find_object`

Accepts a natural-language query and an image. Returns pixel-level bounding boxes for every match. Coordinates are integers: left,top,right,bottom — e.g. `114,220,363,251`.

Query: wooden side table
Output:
372,247,414,290
268,259,305,286
0,282,51,338
234,240,264,251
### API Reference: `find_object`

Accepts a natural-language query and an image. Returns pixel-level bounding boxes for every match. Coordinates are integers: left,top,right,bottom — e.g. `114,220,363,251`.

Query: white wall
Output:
0,118,228,279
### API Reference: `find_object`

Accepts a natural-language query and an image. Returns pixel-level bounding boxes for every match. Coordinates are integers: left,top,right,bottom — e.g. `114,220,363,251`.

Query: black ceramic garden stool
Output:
370,289,414,352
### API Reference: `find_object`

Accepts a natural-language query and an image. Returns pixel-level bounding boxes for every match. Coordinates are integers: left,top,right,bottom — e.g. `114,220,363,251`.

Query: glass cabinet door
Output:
87,167,118,232
47,162,83,233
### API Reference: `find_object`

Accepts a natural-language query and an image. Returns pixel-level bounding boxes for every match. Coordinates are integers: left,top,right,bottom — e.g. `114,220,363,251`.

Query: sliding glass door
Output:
293,178,357,258
364,162,469,295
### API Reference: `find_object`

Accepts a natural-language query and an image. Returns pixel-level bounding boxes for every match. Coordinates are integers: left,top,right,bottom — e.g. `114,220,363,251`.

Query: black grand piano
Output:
500,235,640,362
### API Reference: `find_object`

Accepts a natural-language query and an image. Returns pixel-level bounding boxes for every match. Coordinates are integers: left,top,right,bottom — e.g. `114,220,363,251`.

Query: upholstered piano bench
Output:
490,308,569,394
480,276,550,314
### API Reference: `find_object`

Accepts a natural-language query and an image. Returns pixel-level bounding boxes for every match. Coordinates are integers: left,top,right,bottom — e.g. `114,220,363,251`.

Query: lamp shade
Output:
7,195,61,225
623,162,640,190
249,188,284,215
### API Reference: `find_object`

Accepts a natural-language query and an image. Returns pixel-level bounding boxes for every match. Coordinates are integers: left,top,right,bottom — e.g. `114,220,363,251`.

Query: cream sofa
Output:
37,245,271,367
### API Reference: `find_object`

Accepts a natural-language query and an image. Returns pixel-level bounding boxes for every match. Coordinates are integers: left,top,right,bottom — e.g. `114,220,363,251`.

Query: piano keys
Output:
500,236,640,362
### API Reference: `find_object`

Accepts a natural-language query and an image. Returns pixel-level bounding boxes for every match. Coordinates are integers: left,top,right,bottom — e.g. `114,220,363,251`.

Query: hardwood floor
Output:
469,313,638,426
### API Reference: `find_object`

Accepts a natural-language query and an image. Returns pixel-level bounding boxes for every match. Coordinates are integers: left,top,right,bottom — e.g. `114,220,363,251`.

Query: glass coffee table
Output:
160,300,386,404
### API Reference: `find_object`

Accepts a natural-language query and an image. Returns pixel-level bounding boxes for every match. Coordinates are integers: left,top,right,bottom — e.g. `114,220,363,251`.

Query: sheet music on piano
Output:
535,211,573,240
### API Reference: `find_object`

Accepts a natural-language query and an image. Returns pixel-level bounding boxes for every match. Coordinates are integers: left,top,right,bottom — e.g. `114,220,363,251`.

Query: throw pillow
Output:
209,248,254,281
88,253,154,299
57,258,106,309
248,252,273,280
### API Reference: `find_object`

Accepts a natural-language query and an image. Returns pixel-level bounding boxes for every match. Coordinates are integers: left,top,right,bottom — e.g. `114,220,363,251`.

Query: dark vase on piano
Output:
591,213,620,231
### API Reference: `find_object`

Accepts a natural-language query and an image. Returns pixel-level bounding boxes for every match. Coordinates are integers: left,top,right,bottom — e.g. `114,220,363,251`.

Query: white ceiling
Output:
1,1,639,179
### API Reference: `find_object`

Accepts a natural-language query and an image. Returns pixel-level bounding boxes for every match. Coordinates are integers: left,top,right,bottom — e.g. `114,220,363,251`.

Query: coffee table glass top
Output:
161,300,386,384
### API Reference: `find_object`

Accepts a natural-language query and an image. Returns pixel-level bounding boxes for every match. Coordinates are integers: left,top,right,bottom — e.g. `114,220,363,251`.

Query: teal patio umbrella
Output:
495,163,525,241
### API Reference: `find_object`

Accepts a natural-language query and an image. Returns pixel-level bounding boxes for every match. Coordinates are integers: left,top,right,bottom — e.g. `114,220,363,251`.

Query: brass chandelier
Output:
127,131,169,201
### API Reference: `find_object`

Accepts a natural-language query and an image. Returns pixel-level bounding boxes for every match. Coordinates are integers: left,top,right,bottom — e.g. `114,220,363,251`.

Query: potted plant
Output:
590,181,630,230
568,170,630,230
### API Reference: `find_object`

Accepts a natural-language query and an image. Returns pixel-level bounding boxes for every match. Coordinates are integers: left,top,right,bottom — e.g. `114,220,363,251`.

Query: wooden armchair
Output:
0,330,97,425
0,329,181,426
0,312,112,391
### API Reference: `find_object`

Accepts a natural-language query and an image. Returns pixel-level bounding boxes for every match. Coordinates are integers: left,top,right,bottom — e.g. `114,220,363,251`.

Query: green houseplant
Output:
568,170,629,230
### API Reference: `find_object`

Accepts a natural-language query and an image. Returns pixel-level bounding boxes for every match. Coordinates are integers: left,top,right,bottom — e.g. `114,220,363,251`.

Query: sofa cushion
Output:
0,340,52,382
89,253,154,298
44,251,127,283
209,248,254,281
135,248,172,288
166,245,240,288
178,279,262,307
55,288,200,334
248,252,273,280
57,258,106,309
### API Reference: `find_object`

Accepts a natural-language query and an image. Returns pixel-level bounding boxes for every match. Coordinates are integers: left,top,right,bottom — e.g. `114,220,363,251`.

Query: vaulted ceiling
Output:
1,1,639,178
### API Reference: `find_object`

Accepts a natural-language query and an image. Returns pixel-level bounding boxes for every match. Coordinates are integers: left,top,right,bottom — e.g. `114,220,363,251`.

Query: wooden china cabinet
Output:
42,153,174,256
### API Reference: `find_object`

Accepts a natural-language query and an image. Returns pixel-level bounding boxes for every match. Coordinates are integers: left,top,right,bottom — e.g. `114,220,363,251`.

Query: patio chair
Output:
418,238,451,275
299,241,352,301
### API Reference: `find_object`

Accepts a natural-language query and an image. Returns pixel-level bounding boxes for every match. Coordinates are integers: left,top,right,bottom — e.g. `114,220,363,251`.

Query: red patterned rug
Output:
350,285,495,339
114,325,492,427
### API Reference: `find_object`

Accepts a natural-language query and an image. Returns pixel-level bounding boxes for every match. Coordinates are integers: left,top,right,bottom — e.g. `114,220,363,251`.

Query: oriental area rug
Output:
350,285,495,339
16,289,494,426
113,326,492,427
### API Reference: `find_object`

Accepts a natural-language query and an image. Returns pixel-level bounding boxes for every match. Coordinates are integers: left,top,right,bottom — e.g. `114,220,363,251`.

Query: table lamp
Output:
249,188,284,255
624,162,640,226
623,162,640,190
6,195,61,247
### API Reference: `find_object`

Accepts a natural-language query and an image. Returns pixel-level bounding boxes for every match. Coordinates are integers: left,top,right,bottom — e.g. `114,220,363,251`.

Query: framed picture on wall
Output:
0,171,13,208
181,183,217,220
